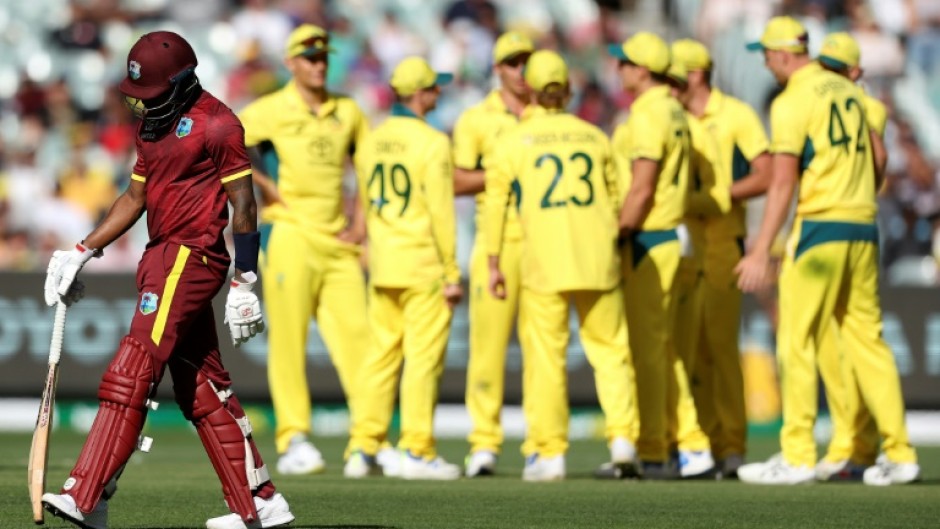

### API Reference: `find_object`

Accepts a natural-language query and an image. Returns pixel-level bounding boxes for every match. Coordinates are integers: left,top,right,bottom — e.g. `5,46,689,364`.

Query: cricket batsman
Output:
41,31,293,529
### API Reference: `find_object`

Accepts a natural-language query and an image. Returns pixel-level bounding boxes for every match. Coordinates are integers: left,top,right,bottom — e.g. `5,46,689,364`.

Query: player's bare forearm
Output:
870,130,887,191
247,146,283,206
618,158,658,237
454,167,486,196
730,152,772,200
224,176,258,235
83,179,146,250
751,154,798,254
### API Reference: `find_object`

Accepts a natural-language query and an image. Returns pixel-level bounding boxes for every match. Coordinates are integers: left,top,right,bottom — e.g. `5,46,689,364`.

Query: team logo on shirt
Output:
176,117,194,138
139,292,159,315
128,60,141,80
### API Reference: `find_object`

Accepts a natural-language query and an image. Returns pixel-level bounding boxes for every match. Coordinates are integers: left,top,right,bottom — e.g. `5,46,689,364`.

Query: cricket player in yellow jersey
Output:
238,24,382,475
669,39,772,479
485,50,638,482
345,57,463,480
609,32,712,478
452,31,534,477
737,17,919,486
814,32,890,481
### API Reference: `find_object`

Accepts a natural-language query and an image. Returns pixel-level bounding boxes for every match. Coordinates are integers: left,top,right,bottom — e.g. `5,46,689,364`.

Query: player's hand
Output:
443,283,463,310
337,226,366,245
224,271,265,346
44,245,94,306
489,267,506,300
735,250,771,293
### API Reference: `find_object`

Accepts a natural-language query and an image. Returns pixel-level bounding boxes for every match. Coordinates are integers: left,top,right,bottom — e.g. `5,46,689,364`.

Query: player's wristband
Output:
233,231,260,273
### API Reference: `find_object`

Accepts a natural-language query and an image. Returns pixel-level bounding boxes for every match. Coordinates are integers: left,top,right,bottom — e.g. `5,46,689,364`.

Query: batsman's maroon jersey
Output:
131,90,252,263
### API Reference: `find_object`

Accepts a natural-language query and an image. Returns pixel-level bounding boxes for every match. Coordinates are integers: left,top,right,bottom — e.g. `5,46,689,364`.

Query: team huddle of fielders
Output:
239,16,921,486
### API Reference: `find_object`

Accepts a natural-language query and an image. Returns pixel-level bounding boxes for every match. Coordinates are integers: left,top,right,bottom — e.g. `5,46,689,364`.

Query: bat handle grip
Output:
49,303,67,365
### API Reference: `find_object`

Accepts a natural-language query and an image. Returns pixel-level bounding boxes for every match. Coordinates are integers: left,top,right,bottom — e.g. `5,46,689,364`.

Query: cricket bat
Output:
28,302,67,525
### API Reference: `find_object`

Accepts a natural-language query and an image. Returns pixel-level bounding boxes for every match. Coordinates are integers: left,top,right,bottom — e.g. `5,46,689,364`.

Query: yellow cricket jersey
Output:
485,110,620,293
863,93,887,137
355,104,460,288
770,63,877,222
238,81,369,234
452,90,524,242
612,85,690,231
686,89,769,240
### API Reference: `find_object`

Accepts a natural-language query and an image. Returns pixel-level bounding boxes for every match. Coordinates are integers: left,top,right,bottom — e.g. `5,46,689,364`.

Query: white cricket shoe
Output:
738,455,815,485
720,454,744,479
205,493,294,529
400,452,461,480
863,460,921,486
522,454,566,482
377,446,402,477
465,450,497,477
815,459,866,481
679,450,716,478
276,435,325,475
42,493,107,529
344,451,381,479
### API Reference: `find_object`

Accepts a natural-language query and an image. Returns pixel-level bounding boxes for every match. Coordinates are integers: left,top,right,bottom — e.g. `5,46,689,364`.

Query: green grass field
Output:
4,430,938,529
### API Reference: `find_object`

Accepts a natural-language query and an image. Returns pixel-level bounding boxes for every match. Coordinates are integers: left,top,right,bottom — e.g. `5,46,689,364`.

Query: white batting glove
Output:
224,271,265,347
44,246,93,307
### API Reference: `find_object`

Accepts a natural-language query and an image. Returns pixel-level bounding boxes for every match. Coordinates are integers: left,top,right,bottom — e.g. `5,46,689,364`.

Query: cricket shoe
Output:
276,435,325,475
377,446,402,477
719,454,744,479
42,493,107,529
465,450,497,477
344,451,382,479
205,493,294,529
400,451,461,480
863,460,921,486
679,450,716,479
522,454,565,482
737,454,814,485
640,460,678,480
594,437,639,480
815,459,866,482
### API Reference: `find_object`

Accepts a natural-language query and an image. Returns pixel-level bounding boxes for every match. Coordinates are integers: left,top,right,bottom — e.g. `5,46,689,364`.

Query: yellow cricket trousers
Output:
668,253,712,454
693,237,747,459
778,219,916,467
623,231,684,462
518,287,637,459
466,235,523,454
817,325,879,465
348,282,453,457
263,221,371,454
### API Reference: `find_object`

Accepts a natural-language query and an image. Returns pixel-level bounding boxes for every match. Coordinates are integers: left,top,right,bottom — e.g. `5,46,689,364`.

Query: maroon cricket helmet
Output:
119,31,198,100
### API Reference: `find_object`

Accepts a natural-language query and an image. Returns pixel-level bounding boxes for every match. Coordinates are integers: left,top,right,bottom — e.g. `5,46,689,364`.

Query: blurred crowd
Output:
0,0,938,284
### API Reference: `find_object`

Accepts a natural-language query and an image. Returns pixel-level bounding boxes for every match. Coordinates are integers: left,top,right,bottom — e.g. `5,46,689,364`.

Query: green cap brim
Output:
435,73,454,86
607,44,628,60
299,46,334,57
745,41,765,52
819,56,850,69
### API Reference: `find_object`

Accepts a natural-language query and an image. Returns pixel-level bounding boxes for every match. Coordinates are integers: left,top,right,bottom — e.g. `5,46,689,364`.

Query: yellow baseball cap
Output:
390,57,453,96
818,32,860,69
672,39,712,71
666,62,688,85
746,16,808,53
285,24,333,58
524,50,568,92
608,32,670,75
493,31,535,64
